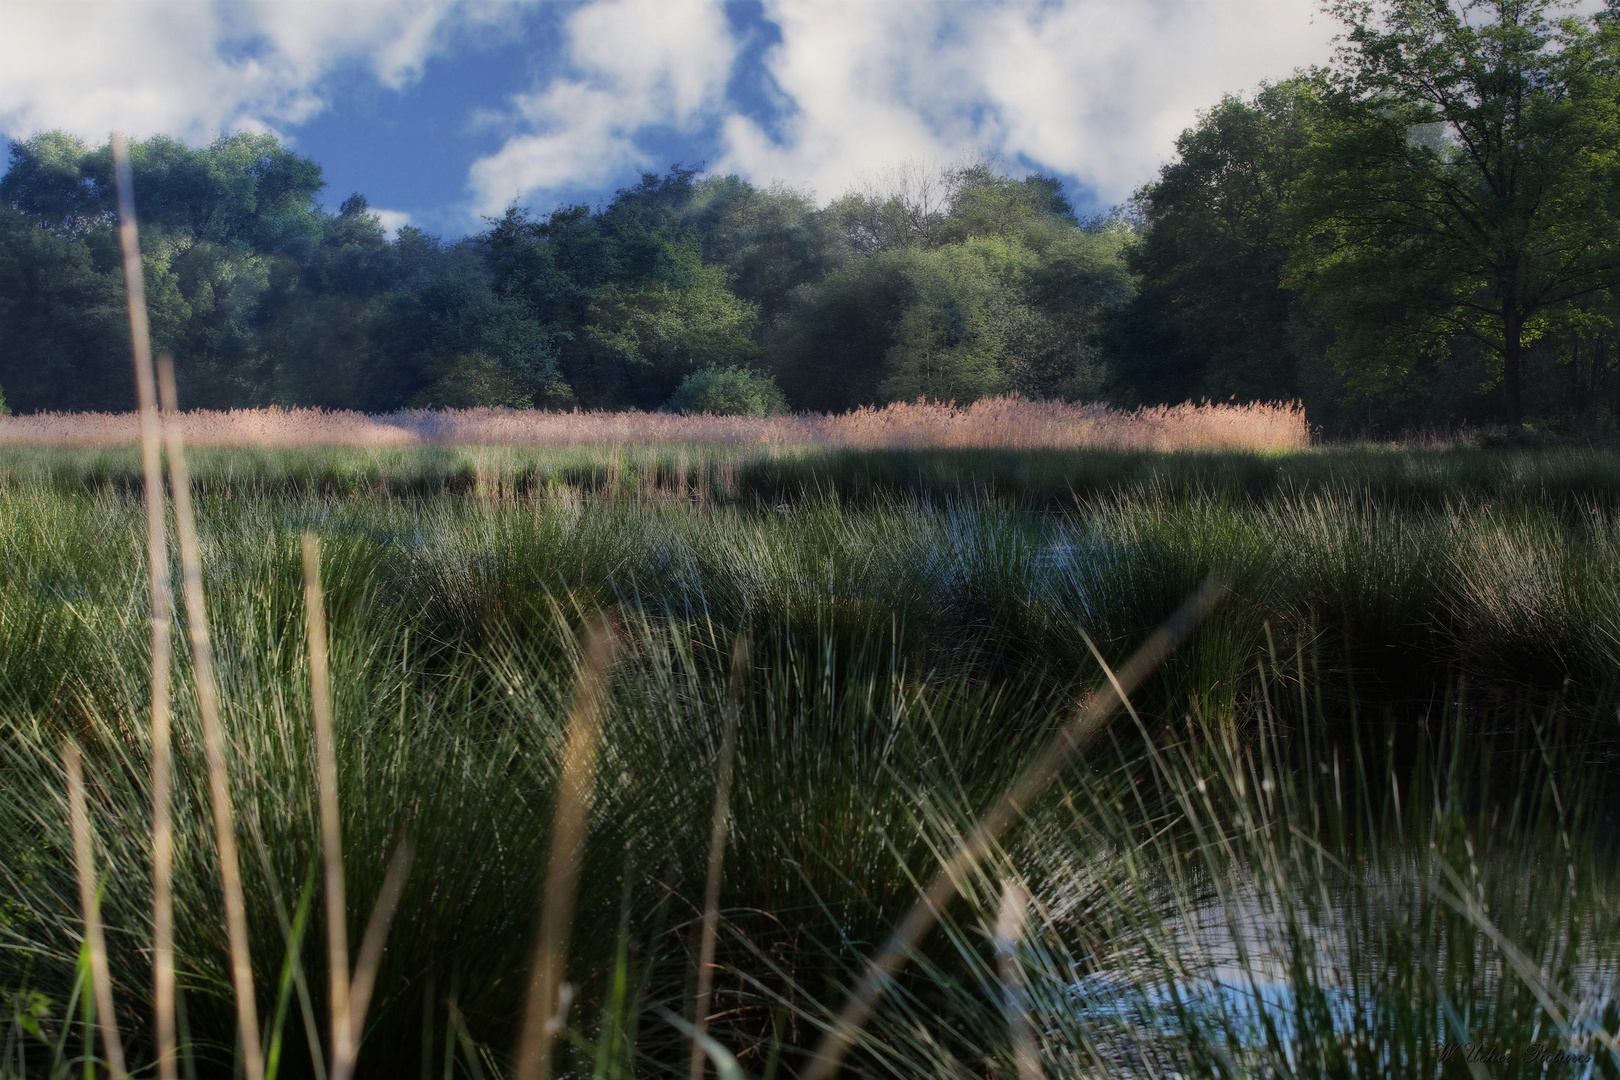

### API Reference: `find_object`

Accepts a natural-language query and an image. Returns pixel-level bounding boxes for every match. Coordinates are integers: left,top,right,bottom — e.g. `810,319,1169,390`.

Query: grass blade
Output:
993,883,1040,1080
157,353,264,1080
802,577,1224,1080
66,742,128,1080
515,614,618,1080
660,1008,746,1080
690,635,748,1080
347,840,413,1055
302,534,353,1080
111,131,177,1080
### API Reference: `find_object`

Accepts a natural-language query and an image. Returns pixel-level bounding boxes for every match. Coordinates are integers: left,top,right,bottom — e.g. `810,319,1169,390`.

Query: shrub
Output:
666,366,788,416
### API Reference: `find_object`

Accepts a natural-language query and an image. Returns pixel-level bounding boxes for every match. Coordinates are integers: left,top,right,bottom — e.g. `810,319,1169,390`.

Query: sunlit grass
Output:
0,399,1310,453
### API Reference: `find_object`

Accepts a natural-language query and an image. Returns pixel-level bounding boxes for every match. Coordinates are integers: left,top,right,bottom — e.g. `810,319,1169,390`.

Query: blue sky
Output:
290,2,799,233
1,0,1334,238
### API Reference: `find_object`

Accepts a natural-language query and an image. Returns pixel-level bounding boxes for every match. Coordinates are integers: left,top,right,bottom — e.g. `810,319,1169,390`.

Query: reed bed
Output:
0,398,1310,452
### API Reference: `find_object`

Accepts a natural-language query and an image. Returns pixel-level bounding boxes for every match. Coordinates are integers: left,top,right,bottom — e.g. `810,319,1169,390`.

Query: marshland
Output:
2,438,1618,1077
6,0,1620,1074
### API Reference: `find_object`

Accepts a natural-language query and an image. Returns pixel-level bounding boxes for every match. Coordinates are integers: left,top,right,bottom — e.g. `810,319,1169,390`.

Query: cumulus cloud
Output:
0,0,1337,221
474,0,1333,211
466,0,737,215
729,0,1336,203
0,0,532,144
963,0,1332,200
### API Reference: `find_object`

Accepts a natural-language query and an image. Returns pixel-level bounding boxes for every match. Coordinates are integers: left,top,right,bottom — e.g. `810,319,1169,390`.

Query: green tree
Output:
261,194,396,408
877,244,1019,404
773,165,1125,410
1292,0,1620,423
681,176,849,327
666,366,788,415
369,235,569,411
0,204,129,412
583,249,761,409
770,247,916,411
0,131,332,409
1110,79,1320,405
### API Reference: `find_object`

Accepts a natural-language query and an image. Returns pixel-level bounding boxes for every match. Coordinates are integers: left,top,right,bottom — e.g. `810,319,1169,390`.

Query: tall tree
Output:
1292,0,1620,423
1110,79,1320,405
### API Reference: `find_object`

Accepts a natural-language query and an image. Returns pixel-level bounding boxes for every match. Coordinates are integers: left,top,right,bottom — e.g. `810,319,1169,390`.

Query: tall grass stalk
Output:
345,841,411,1056
515,616,618,1080
112,134,177,1080
992,884,1040,1080
66,742,127,1080
804,577,1224,1080
301,535,352,1080
689,636,747,1080
157,357,263,1080
307,529,411,1073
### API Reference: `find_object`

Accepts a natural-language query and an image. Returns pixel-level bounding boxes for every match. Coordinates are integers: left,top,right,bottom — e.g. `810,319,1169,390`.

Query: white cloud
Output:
372,208,414,239
962,0,1333,201
0,0,533,144
721,0,1333,204
475,0,1332,211
466,0,737,215
714,0,980,202
0,0,1337,222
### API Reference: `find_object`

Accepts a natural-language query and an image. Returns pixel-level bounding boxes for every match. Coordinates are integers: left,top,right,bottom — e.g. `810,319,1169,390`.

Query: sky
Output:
0,0,1335,237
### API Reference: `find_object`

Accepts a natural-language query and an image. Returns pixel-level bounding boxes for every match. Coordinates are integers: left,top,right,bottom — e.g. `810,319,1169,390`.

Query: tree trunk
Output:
1503,307,1524,425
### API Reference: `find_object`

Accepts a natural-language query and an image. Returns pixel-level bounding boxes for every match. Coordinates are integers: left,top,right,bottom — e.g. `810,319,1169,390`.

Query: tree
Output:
0,204,130,412
262,194,396,407
582,249,761,409
0,131,336,409
666,366,788,415
368,236,569,411
1292,0,1620,423
772,163,1125,410
681,177,849,327
1110,79,1320,405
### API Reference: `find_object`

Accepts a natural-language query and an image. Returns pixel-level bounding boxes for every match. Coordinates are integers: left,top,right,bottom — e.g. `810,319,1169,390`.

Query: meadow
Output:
2,438,1619,1078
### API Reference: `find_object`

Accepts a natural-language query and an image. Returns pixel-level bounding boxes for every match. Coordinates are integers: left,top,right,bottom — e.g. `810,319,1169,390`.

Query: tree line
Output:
5,0,1620,434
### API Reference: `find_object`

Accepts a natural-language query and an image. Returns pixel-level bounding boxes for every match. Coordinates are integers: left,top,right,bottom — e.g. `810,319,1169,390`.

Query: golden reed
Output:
0,398,1309,452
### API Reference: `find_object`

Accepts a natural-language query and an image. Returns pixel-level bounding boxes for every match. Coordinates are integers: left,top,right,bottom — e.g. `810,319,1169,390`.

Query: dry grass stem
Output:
993,883,1041,1080
66,741,129,1080
0,398,1309,452
302,534,354,1080
688,636,748,1080
515,615,620,1080
158,355,264,1080
111,134,178,1080
802,577,1225,1080
347,840,413,1048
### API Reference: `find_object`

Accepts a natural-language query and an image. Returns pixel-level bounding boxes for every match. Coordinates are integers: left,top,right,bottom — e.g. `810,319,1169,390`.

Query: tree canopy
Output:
1292,0,1620,423
8,6,1620,436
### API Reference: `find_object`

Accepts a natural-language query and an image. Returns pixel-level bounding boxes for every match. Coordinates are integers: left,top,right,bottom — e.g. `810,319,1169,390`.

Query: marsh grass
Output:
0,455,1617,1077
11,443,1620,514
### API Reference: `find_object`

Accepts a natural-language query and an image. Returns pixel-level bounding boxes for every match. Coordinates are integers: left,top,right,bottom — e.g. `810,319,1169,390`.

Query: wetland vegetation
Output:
1,444,1617,1078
